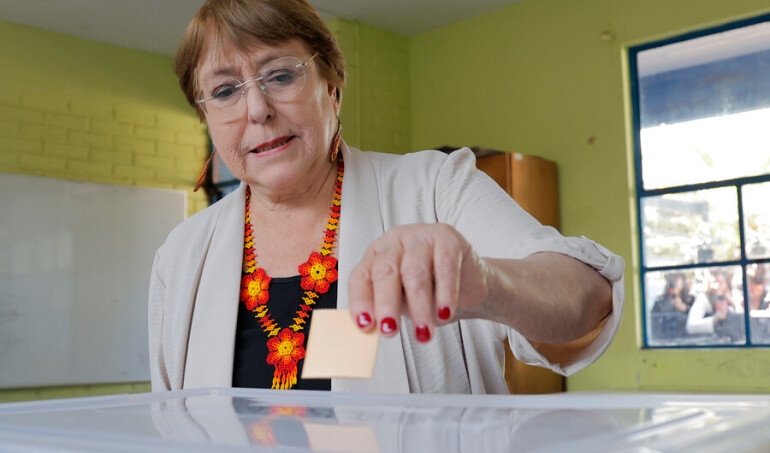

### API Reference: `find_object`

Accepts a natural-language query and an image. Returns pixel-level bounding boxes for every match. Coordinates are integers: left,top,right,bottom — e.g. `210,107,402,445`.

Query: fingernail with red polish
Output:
415,324,431,342
380,317,397,334
438,306,451,321
356,312,372,329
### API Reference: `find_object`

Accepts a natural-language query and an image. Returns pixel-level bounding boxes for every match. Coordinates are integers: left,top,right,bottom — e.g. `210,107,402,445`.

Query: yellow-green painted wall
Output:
328,19,411,154
0,21,210,215
410,0,770,392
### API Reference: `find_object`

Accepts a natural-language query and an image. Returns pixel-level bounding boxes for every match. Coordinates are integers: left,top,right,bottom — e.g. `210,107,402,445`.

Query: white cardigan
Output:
148,145,625,394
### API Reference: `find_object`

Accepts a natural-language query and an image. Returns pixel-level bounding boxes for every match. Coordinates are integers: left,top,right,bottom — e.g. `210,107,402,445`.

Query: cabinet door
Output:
475,152,565,394
476,153,559,229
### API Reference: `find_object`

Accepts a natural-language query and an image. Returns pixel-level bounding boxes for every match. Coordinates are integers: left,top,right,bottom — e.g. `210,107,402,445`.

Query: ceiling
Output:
0,0,526,57
4,1,767,76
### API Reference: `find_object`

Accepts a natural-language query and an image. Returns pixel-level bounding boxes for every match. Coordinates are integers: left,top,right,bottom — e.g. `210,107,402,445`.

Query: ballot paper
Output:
302,309,379,379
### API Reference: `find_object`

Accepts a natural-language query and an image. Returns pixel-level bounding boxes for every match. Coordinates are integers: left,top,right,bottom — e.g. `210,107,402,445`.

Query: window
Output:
631,16,770,348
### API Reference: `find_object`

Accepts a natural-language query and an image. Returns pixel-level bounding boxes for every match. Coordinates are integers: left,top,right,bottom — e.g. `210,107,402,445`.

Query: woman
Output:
149,0,625,393
686,270,742,339
652,272,691,313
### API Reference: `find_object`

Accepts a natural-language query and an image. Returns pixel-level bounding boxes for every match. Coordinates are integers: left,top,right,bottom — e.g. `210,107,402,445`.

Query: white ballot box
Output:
1,388,770,452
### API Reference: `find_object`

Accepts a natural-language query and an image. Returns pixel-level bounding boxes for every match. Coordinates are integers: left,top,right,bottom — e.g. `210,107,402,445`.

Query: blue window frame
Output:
630,15,770,348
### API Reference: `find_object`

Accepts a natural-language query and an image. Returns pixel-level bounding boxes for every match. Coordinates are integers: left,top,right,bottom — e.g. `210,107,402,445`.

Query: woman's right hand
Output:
346,223,490,343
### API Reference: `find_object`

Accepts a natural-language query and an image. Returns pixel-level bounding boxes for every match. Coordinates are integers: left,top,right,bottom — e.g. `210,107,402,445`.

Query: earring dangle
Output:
329,116,342,162
194,148,216,192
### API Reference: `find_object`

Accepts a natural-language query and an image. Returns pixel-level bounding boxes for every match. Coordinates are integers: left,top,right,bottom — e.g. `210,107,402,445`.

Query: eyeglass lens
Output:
200,56,309,121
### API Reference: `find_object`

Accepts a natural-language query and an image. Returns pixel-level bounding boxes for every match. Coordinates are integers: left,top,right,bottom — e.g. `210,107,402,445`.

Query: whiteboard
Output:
0,174,185,388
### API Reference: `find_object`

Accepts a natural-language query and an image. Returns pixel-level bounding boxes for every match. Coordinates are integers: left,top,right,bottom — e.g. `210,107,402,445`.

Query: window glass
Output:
639,109,770,190
646,266,745,346
646,269,695,346
636,20,770,191
642,188,740,267
633,16,770,348
742,182,770,259
747,263,770,344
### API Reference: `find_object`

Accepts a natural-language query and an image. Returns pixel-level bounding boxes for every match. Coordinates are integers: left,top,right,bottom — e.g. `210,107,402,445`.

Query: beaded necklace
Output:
239,158,343,389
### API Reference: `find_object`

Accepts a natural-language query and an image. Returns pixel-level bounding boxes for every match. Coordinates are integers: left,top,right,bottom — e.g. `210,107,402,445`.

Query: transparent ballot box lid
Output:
2,388,770,452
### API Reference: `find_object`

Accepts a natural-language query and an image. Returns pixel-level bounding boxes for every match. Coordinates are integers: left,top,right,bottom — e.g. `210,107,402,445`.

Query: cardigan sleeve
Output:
148,251,172,391
433,148,625,376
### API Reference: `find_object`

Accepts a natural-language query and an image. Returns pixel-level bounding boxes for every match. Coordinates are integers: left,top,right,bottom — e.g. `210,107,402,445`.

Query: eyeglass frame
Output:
194,52,319,113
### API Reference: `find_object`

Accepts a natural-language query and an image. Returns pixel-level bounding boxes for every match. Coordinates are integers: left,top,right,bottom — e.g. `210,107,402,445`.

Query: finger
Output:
433,224,463,324
370,234,404,337
400,233,435,342
348,248,376,331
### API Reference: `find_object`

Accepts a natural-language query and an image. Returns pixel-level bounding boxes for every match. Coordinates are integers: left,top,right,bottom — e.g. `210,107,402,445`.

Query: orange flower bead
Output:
299,252,338,294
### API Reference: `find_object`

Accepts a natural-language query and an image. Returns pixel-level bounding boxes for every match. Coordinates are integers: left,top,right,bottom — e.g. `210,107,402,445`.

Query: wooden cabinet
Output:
474,151,565,394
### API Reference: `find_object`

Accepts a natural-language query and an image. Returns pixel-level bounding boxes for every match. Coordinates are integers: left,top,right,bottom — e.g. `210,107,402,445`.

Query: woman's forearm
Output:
478,252,612,344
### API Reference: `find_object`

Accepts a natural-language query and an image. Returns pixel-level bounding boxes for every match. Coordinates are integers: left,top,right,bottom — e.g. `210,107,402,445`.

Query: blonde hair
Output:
175,0,346,120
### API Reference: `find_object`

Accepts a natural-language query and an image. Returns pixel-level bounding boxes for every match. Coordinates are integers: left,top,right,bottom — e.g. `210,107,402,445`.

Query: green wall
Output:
410,0,770,392
327,19,411,154
0,21,210,214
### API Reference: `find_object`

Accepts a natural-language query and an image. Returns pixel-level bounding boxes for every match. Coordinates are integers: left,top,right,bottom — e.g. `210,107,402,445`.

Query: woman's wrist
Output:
474,257,515,322
476,253,612,344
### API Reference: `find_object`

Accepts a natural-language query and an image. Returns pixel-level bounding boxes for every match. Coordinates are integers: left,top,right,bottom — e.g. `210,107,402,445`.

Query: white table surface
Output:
1,388,769,452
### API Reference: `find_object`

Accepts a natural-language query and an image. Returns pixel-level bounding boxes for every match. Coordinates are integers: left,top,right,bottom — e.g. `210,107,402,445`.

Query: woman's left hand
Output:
347,223,490,342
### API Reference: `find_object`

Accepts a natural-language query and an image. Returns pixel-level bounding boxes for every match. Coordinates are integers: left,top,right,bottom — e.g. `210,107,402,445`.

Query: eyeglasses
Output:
196,53,318,122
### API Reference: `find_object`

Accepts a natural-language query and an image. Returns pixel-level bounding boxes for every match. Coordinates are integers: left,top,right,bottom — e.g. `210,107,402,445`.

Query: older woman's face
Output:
197,38,337,192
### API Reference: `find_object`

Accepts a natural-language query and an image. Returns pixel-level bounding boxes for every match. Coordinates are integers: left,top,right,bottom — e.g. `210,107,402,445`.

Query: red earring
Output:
194,149,216,192
329,116,342,162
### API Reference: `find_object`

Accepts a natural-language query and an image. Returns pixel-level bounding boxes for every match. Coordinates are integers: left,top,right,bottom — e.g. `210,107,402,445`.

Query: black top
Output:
233,275,337,390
